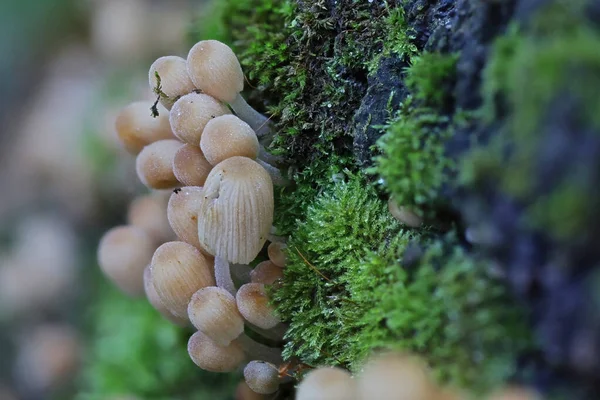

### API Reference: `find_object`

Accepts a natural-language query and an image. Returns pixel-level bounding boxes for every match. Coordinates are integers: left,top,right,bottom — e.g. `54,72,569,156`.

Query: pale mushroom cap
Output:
167,186,207,251
151,241,215,319
127,193,173,242
250,261,283,285
187,40,244,103
197,157,274,264
115,101,174,154
149,56,196,109
188,286,244,346
97,225,155,296
357,352,434,400
236,283,280,329
244,361,280,395
169,92,230,145
296,367,357,400
267,242,287,268
143,265,187,326
200,115,259,166
388,198,422,228
135,139,183,189
187,331,245,373
173,144,213,186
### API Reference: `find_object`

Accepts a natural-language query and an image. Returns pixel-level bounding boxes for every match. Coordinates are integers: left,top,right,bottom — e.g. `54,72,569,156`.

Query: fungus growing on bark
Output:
172,144,212,186
97,225,154,296
169,92,230,145
197,156,274,264
200,115,259,165
186,40,270,136
149,56,196,109
115,101,174,154
143,265,187,326
150,241,215,319
135,139,183,189
296,367,356,400
236,283,280,329
243,361,280,395
167,186,205,251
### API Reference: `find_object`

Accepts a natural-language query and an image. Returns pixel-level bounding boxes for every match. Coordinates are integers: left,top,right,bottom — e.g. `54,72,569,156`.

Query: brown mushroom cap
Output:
236,283,280,329
127,193,173,242
169,92,230,145
150,241,215,319
267,242,287,268
388,198,422,228
197,156,274,264
115,101,174,154
250,261,283,285
243,361,280,395
188,286,244,346
149,56,196,109
187,40,244,103
143,265,187,326
97,225,154,296
296,367,356,400
167,186,206,251
172,144,212,186
135,139,183,189
187,331,245,373
236,381,267,400
200,115,259,166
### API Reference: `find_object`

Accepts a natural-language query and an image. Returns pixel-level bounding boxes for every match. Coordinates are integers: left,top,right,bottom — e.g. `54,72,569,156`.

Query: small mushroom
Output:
250,261,283,285
296,367,357,400
200,115,259,165
187,286,244,346
172,144,213,186
236,283,280,329
186,40,270,136
127,193,173,242
267,242,287,268
97,225,155,296
115,101,174,154
143,265,187,326
187,331,245,373
135,139,183,189
149,56,196,109
244,360,280,395
388,198,422,228
197,156,274,264
150,241,215,319
167,186,205,251
169,92,230,145
236,381,267,400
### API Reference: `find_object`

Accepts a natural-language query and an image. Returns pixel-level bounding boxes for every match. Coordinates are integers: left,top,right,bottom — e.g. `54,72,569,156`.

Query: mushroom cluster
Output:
97,39,292,396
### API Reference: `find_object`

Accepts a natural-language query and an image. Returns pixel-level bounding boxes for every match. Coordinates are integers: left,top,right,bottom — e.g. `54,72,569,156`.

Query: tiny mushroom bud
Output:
197,157,274,264
172,144,213,186
136,139,183,189
267,242,287,268
250,261,283,285
149,56,196,109
236,283,280,329
151,241,215,319
296,367,357,400
169,92,230,145
167,186,206,251
143,266,187,326
187,331,245,373
115,101,174,154
188,286,244,346
127,193,173,242
97,226,154,296
388,198,423,228
244,361,280,395
200,115,259,166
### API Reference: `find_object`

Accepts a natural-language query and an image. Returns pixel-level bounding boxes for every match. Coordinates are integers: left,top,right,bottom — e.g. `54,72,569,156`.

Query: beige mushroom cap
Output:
250,261,283,285
172,144,213,186
167,186,206,251
143,266,187,326
115,101,174,154
187,331,245,373
244,361,280,395
149,56,196,109
267,242,287,268
150,241,215,319
169,92,230,145
127,193,173,242
135,139,183,189
187,40,244,103
200,115,259,166
236,283,280,329
296,367,357,400
197,156,273,264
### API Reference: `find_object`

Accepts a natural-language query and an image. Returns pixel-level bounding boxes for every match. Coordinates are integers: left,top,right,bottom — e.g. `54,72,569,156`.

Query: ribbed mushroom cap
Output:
169,92,230,145
250,261,283,285
188,286,244,346
357,352,434,400
97,226,154,296
197,156,273,264
267,242,287,268
151,241,215,319
167,186,206,251
244,361,279,395
149,56,196,109
187,331,245,373
135,139,183,189
200,115,259,166
172,144,212,186
143,265,187,326
127,193,173,242
296,367,356,400
187,40,244,103
115,101,174,154
236,283,280,329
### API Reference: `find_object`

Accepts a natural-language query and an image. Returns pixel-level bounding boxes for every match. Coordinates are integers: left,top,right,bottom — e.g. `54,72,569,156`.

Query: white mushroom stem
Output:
229,93,272,138
246,322,288,342
267,232,287,244
257,159,288,186
215,256,237,296
237,333,283,365
258,145,284,166
231,264,252,285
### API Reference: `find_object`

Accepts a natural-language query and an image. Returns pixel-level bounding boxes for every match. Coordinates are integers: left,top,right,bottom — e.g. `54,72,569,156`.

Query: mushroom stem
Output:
229,93,272,138
237,333,283,365
257,159,289,186
258,145,284,166
246,322,288,342
215,256,237,296
231,264,252,286
267,232,287,244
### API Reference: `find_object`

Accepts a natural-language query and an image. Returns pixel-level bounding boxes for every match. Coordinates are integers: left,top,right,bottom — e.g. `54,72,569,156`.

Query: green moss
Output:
405,52,460,108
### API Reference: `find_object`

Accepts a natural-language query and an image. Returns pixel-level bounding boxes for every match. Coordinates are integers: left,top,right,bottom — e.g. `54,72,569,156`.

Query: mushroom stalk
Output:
258,145,284,166
229,93,272,138
246,322,288,342
231,263,252,286
215,256,237,296
257,159,289,186
237,333,283,365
